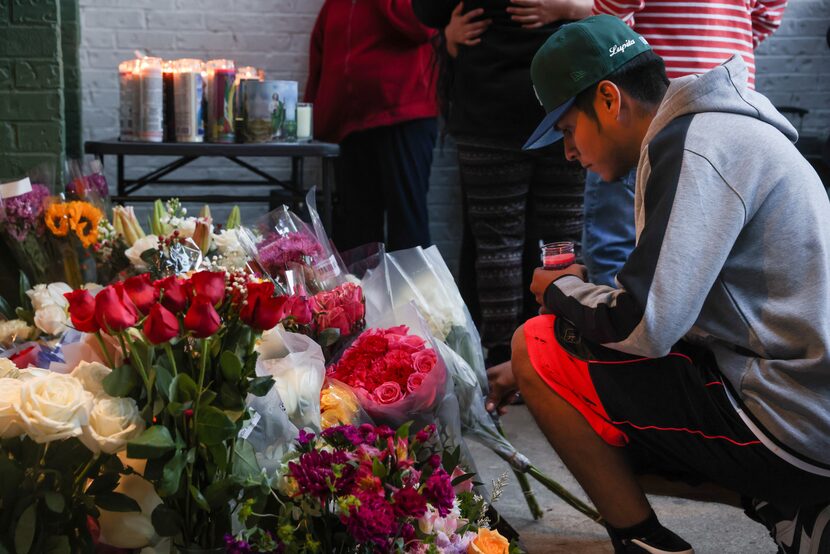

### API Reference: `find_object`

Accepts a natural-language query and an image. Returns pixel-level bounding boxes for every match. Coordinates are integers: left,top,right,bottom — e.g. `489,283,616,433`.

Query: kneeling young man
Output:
487,14,830,554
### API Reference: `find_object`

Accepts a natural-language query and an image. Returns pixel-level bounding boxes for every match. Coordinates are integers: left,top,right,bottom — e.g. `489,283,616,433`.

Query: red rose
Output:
283,295,312,325
123,273,159,315
240,281,287,331
95,285,139,333
189,271,226,306
154,275,188,313
143,304,180,344
183,296,221,338
64,289,99,333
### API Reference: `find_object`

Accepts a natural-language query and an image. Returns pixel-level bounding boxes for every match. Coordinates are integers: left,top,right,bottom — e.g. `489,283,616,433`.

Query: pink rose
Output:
282,295,312,325
310,290,337,312
412,349,437,374
451,466,474,494
375,381,402,405
317,307,350,336
407,372,426,394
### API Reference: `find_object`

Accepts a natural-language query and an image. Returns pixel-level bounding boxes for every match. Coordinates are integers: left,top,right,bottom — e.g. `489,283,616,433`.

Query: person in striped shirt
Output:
576,0,788,288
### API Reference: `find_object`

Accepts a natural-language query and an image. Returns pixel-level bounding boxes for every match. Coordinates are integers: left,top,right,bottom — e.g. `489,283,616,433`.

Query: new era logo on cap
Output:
523,14,653,150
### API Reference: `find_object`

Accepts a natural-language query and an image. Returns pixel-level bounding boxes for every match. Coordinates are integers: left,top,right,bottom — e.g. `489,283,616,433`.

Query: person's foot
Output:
746,498,830,553
610,526,694,553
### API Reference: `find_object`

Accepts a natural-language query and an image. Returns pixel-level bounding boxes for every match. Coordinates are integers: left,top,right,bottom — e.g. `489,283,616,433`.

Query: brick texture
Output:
78,0,830,274
0,0,67,181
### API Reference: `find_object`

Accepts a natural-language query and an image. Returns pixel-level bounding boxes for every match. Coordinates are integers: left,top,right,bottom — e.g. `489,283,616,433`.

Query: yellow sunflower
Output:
44,203,70,237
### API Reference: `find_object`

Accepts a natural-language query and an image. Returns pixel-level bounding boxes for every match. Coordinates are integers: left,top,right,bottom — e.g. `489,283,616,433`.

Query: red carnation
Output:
183,296,221,338
65,289,99,333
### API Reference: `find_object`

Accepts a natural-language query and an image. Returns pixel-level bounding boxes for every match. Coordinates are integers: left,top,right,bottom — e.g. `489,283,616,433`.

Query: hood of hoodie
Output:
643,55,798,148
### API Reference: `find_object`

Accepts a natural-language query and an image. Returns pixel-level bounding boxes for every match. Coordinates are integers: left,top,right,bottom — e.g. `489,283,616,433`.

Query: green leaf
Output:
318,327,341,347
189,485,210,511
196,406,236,445
218,382,244,411
86,472,120,496
169,373,198,404
396,421,414,440
372,458,387,479
204,478,238,509
18,270,32,312
158,450,186,497
207,443,228,472
248,375,274,397
151,504,183,537
232,439,260,482
95,492,140,512
451,472,477,488
0,295,13,320
153,364,174,401
15,502,36,554
43,535,70,554
103,364,138,397
42,491,65,513
127,426,176,459
220,350,243,382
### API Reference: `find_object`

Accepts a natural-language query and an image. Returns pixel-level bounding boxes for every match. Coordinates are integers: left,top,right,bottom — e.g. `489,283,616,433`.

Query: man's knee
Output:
511,324,527,361
510,325,536,387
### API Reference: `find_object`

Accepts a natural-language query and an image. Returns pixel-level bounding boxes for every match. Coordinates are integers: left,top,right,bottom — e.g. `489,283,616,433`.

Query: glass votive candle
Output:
296,102,313,141
541,241,575,270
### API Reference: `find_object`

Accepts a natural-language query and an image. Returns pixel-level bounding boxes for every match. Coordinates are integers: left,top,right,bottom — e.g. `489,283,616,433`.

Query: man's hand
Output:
444,2,492,58
507,0,592,29
530,264,587,307
485,361,519,415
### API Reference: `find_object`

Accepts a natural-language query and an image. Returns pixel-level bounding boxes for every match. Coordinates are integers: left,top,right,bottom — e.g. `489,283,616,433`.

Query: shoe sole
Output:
629,539,694,554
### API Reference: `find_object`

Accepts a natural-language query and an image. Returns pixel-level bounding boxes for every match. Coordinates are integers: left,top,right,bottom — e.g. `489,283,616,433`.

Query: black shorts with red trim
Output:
524,314,830,506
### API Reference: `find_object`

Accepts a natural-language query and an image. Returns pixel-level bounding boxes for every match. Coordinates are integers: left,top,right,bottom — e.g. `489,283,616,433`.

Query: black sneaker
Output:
748,499,830,554
608,524,694,553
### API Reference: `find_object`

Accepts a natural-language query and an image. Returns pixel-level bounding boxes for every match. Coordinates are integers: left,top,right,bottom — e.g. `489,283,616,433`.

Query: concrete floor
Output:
467,406,777,554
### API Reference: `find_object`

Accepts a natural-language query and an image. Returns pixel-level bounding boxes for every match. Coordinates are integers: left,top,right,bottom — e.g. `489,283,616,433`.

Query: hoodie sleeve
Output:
304,5,326,104
544,115,748,357
750,0,787,47
592,0,644,27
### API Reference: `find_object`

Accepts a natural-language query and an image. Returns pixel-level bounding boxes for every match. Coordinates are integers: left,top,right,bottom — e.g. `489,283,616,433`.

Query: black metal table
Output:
84,139,340,230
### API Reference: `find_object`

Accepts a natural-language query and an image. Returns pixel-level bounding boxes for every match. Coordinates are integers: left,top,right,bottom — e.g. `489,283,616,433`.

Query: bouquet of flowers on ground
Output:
0,176,57,285
327,325,444,426
63,269,287,550
0,364,144,553
227,422,520,554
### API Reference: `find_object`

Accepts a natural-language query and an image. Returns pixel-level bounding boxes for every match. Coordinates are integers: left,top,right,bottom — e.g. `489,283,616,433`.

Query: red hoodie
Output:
304,0,438,144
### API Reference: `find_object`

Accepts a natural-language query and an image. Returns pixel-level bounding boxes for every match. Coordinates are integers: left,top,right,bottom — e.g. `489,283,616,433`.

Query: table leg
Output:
117,155,125,198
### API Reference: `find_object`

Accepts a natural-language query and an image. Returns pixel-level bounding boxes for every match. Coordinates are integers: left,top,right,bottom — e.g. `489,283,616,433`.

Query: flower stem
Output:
526,465,604,524
493,419,544,520
94,331,116,368
163,342,178,375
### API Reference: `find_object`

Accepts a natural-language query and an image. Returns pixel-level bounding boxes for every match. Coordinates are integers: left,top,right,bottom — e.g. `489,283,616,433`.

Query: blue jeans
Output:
581,168,637,287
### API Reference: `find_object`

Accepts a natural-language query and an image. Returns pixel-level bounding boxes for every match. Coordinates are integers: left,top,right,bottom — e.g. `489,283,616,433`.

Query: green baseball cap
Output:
523,14,652,150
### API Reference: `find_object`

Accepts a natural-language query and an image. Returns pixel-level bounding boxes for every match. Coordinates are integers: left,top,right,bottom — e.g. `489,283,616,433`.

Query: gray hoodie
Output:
545,56,830,468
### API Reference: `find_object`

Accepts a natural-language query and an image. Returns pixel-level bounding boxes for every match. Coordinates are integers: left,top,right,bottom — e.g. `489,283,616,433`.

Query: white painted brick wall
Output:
80,0,830,274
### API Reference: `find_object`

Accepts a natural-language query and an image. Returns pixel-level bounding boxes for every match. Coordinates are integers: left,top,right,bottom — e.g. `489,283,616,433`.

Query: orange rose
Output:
468,528,510,554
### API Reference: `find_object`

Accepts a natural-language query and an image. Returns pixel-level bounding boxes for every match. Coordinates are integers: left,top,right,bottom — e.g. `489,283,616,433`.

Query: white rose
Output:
34,303,69,336
125,234,159,270
15,374,92,443
83,282,104,296
71,361,112,396
17,367,50,381
0,378,23,438
172,218,197,238
81,396,144,454
0,319,35,347
213,229,243,255
0,358,18,379
26,283,72,311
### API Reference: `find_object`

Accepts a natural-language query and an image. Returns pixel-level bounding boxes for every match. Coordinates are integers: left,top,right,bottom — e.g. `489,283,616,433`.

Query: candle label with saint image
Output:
173,59,205,143
206,59,236,143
